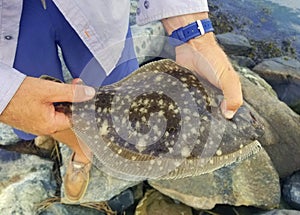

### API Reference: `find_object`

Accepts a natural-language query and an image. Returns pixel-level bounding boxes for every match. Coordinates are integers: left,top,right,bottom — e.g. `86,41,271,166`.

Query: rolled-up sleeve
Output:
137,0,209,25
0,63,26,114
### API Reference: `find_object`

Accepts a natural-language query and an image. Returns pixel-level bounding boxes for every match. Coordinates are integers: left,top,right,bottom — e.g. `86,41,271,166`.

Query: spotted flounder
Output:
71,59,264,180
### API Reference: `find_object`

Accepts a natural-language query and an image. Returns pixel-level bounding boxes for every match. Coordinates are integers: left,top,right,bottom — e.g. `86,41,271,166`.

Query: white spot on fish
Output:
216,149,222,156
181,146,191,157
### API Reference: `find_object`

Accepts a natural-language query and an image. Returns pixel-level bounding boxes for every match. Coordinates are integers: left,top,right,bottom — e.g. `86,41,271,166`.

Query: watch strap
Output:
169,18,214,46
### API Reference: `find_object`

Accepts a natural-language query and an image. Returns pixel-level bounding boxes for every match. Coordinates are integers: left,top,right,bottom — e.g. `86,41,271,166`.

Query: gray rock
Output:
0,123,19,144
108,189,135,212
216,33,252,56
0,155,55,214
253,56,300,113
40,203,106,215
230,55,256,68
282,171,300,210
130,21,166,65
0,149,21,162
237,64,300,178
149,148,280,210
129,0,138,26
0,123,22,162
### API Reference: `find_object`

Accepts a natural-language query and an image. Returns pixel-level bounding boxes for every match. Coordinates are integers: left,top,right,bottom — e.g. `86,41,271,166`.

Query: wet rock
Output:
135,189,193,215
208,0,300,60
282,171,300,210
149,148,280,210
216,33,252,56
253,56,300,114
236,64,300,178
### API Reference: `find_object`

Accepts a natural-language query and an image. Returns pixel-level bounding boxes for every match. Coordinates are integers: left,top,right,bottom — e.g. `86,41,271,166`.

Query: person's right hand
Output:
0,76,95,136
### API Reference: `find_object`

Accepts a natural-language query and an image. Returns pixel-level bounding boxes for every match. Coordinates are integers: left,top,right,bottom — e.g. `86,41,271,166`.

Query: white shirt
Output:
0,0,208,114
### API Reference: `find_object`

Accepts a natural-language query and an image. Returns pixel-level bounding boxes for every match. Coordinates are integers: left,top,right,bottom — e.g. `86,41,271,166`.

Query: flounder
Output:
70,59,264,180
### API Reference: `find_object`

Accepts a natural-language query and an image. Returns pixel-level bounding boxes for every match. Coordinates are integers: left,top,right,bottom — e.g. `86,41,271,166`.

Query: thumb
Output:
219,65,243,119
48,82,96,103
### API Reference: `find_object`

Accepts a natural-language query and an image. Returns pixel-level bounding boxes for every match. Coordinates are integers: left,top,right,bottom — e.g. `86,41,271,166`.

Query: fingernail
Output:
220,100,235,119
84,87,96,97
223,110,235,119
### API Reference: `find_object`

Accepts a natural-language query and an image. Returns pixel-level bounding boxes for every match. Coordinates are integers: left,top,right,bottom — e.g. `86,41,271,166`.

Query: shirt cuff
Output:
0,64,26,114
136,0,209,25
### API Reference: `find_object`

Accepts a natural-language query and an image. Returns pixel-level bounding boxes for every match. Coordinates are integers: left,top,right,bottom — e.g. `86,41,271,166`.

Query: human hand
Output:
174,33,243,119
0,77,95,135
162,13,243,119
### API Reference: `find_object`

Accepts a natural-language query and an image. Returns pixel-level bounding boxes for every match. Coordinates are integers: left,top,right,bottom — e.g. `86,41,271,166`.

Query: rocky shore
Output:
0,0,300,214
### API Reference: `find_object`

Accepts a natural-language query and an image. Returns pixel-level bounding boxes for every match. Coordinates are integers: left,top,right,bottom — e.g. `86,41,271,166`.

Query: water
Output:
211,0,300,58
269,0,300,10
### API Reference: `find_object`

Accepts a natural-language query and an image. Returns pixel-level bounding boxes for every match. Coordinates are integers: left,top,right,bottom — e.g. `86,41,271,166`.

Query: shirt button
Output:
4,35,13,40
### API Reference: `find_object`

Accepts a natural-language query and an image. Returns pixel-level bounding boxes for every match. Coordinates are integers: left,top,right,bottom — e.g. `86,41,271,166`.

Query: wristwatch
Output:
169,18,214,46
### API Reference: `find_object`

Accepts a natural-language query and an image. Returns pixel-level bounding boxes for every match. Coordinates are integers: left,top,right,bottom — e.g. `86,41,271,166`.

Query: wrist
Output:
162,12,209,35
187,32,216,47
166,16,214,47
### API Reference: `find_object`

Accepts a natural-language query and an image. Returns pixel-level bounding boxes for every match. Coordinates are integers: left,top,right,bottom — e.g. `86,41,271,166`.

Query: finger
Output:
219,65,243,119
72,78,84,85
52,111,72,132
47,82,95,103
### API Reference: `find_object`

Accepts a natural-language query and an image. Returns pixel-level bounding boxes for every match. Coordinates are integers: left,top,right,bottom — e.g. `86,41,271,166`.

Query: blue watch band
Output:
169,18,214,46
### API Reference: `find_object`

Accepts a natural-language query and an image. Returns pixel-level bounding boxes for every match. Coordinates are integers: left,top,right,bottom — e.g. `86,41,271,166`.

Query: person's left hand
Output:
174,33,243,119
162,13,243,119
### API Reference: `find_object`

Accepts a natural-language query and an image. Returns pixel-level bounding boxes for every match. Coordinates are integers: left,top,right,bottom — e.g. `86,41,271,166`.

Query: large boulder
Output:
216,33,252,56
149,148,280,210
253,56,300,114
236,65,300,178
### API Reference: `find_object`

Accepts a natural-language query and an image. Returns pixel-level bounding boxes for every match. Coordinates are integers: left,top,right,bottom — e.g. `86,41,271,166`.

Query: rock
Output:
236,64,300,178
253,56,300,114
230,55,256,68
149,148,280,210
282,171,300,210
208,0,300,60
0,123,19,145
256,209,300,215
216,33,252,56
40,203,106,215
108,189,135,212
129,0,138,25
0,155,55,214
130,21,166,65
0,149,21,162
60,146,140,204
41,190,134,215
129,0,167,65
135,189,193,215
